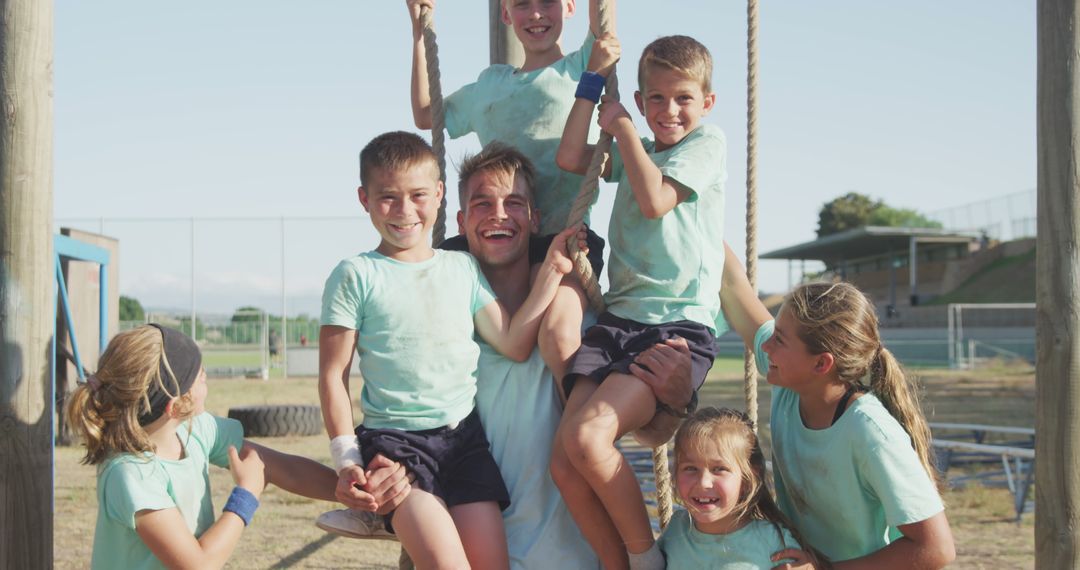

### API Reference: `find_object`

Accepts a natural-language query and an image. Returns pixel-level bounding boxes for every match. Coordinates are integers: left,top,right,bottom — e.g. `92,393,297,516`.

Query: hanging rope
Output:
420,6,449,247
743,0,761,430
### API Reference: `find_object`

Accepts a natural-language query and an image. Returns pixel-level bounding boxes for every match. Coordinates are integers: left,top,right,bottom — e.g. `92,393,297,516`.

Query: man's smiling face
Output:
458,168,539,269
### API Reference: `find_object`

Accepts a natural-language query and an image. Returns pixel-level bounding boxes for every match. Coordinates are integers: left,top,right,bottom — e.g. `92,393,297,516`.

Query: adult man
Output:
319,143,697,568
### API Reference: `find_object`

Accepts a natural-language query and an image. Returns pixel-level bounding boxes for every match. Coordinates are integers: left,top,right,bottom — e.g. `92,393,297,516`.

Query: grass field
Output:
54,357,1036,569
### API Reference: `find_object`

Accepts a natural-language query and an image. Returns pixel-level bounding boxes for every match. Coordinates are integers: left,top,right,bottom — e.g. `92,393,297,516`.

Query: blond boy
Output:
554,35,728,569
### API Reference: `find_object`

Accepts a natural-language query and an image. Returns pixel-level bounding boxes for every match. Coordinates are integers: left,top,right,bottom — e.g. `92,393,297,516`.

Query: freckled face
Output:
675,441,746,534
634,66,715,151
502,0,573,55
359,162,443,261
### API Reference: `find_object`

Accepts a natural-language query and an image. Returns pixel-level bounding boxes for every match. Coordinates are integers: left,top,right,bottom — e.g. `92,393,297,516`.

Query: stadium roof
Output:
760,226,984,263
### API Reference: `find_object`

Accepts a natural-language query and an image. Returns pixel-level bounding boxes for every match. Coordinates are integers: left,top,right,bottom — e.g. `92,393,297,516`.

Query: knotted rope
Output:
420,7,449,247
744,0,761,430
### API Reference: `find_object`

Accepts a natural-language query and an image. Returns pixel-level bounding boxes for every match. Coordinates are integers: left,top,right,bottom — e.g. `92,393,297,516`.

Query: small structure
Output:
761,226,984,307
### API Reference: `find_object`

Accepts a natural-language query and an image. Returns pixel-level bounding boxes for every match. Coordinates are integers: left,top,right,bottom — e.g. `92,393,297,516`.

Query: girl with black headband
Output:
65,324,402,569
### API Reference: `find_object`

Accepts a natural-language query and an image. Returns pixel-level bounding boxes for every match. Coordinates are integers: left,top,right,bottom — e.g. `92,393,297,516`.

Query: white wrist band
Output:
329,435,363,474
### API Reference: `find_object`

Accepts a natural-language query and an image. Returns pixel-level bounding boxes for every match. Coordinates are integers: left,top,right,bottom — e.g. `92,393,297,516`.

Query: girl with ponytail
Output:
66,325,389,570
714,245,954,568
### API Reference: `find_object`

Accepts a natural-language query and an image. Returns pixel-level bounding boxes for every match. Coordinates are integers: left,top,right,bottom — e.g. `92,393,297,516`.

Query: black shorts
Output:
564,312,719,397
439,227,606,278
356,409,510,531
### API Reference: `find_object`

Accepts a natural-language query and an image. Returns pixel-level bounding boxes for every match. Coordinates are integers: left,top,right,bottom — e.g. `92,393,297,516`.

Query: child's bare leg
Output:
539,277,586,393
563,373,657,555
389,490,469,570
449,501,508,570
550,378,629,569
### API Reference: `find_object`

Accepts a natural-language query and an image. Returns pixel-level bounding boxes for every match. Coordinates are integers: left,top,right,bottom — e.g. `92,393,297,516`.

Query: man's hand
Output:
630,337,694,411
587,32,621,77
630,337,696,446
361,454,414,516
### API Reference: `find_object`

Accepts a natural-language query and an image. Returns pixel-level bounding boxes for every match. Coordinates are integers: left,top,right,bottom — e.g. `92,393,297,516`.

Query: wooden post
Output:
489,0,524,67
1036,0,1080,566
0,0,55,567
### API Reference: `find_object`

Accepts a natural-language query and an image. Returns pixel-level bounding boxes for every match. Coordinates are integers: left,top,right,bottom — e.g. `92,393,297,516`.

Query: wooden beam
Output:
1036,0,1080,566
489,0,524,67
0,0,55,567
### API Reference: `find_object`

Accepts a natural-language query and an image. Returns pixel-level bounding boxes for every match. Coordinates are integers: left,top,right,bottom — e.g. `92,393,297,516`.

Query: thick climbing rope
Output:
744,0,761,430
420,7,450,247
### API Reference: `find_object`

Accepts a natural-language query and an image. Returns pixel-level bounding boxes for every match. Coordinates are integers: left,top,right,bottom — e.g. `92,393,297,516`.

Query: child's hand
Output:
336,464,378,511
587,32,621,78
227,445,266,498
597,95,632,136
545,226,580,276
770,548,823,570
406,0,435,37
362,454,414,515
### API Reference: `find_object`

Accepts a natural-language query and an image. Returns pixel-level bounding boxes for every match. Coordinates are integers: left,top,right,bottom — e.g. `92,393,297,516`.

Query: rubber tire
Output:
227,405,323,437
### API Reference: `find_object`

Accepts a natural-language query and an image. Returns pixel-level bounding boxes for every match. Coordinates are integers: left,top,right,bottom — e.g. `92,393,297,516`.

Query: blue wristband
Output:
575,71,606,103
223,486,259,526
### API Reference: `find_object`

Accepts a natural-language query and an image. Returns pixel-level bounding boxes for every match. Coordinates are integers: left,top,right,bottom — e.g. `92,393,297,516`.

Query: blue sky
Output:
54,1,1036,317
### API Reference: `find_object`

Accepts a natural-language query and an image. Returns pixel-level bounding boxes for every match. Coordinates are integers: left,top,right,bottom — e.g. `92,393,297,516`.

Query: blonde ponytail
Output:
65,326,177,465
870,347,939,487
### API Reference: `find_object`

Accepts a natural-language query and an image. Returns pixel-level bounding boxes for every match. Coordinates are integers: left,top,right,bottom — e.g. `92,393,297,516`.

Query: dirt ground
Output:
53,362,1036,569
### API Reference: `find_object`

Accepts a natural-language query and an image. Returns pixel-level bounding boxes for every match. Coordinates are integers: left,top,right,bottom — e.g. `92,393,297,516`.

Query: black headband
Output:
138,324,203,426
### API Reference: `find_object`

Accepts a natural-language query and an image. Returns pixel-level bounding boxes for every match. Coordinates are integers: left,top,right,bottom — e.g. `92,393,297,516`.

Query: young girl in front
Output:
659,406,817,569
66,324,348,570
716,262,955,568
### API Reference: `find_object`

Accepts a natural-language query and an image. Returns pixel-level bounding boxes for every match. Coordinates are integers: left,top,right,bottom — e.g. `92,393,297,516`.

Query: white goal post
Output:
947,303,1036,369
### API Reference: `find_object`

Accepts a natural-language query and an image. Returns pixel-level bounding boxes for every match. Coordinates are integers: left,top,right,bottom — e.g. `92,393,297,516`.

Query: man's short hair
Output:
456,142,537,206
637,35,713,93
359,131,439,187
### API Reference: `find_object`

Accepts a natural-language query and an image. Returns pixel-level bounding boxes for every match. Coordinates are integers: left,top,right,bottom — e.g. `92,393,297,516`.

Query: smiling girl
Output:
659,407,816,569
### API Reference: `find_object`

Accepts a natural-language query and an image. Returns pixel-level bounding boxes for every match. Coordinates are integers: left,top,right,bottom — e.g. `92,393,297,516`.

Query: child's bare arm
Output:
318,325,384,508
719,242,773,348
828,512,955,569
242,440,337,503
475,227,576,361
556,33,620,176
406,0,434,130
134,446,264,570
318,325,359,440
599,98,691,219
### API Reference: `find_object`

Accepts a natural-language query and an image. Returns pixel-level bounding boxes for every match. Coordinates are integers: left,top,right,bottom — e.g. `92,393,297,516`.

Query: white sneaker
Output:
315,509,397,541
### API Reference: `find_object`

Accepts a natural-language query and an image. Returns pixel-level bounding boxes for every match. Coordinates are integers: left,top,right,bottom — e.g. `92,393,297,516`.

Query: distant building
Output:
761,226,986,308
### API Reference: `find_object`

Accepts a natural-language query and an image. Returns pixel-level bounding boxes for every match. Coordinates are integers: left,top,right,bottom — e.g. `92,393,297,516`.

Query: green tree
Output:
231,306,263,323
869,206,943,229
817,192,942,237
119,295,145,321
816,192,881,237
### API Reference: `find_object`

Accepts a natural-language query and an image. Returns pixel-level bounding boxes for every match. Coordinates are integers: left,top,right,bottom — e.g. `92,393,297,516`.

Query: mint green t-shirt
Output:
445,35,597,235
91,413,244,570
603,124,727,330
659,512,801,569
321,250,496,431
474,341,599,569
770,381,945,561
